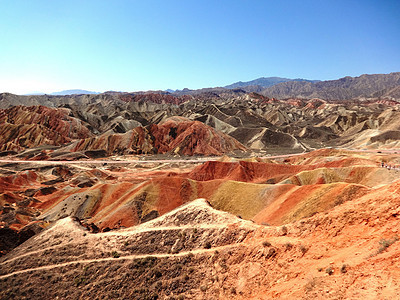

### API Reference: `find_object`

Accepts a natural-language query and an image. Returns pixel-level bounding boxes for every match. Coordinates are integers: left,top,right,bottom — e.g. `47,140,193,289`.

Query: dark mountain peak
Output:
261,72,400,100
225,77,318,89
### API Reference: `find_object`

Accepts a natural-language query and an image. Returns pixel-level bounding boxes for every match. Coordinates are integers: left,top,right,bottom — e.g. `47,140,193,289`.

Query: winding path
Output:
2,222,249,265
0,243,246,280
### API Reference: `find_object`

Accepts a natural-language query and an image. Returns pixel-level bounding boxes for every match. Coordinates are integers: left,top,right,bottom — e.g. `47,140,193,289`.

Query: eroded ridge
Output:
0,199,261,298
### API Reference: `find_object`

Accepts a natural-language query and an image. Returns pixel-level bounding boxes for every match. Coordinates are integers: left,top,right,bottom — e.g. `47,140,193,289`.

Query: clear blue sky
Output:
1,0,399,94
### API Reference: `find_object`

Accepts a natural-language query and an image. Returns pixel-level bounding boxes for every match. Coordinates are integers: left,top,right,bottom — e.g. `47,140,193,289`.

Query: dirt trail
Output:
0,152,306,165
0,158,213,164
3,223,250,265
0,243,247,280
110,222,251,235
1,148,397,166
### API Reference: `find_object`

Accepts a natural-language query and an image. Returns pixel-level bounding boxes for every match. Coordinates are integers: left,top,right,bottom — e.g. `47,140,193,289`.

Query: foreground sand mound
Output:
0,199,258,299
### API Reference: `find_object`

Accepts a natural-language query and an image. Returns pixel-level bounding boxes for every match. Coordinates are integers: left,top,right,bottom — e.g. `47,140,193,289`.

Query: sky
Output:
0,0,399,94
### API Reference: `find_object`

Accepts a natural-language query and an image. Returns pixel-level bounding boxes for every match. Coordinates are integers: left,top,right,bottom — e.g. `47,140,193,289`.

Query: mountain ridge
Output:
169,72,400,99
224,76,319,89
260,72,400,100
4,72,400,102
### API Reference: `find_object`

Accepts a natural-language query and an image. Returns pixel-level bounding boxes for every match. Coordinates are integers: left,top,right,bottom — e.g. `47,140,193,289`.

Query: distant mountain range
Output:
25,89,99,96
167,73,400,100
259,72,400,100
224,77,319,89
17,72,400,100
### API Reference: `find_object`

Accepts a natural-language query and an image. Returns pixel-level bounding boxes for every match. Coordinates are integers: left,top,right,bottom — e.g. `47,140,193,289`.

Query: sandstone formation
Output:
66,118,246,156
0,105,92,152
2,86,400,155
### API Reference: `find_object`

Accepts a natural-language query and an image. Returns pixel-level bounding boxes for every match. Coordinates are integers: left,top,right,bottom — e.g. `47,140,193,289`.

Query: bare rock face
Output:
68,127,156,155
0,106,92,151
151,118,247,155
68,118,247,156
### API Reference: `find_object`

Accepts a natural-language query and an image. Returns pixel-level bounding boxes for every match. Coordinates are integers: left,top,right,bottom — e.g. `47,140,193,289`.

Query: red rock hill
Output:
70,118,247,156
0,106,92,151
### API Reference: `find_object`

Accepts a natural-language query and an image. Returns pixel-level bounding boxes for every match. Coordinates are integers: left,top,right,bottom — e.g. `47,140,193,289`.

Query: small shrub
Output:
74,276,86,286
262,241,271,247
317,267,323,272
340,264,348,274
325,267,334,275
153,270,162,278
266,248,277,259
219,258,228,270
304,277,317,292
299,244,308,255
111,251,120,258
231,287,237,294
200,285,207,292
281,226,288,235
378,236,399,254
285,242,293,250
204,242,212,249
